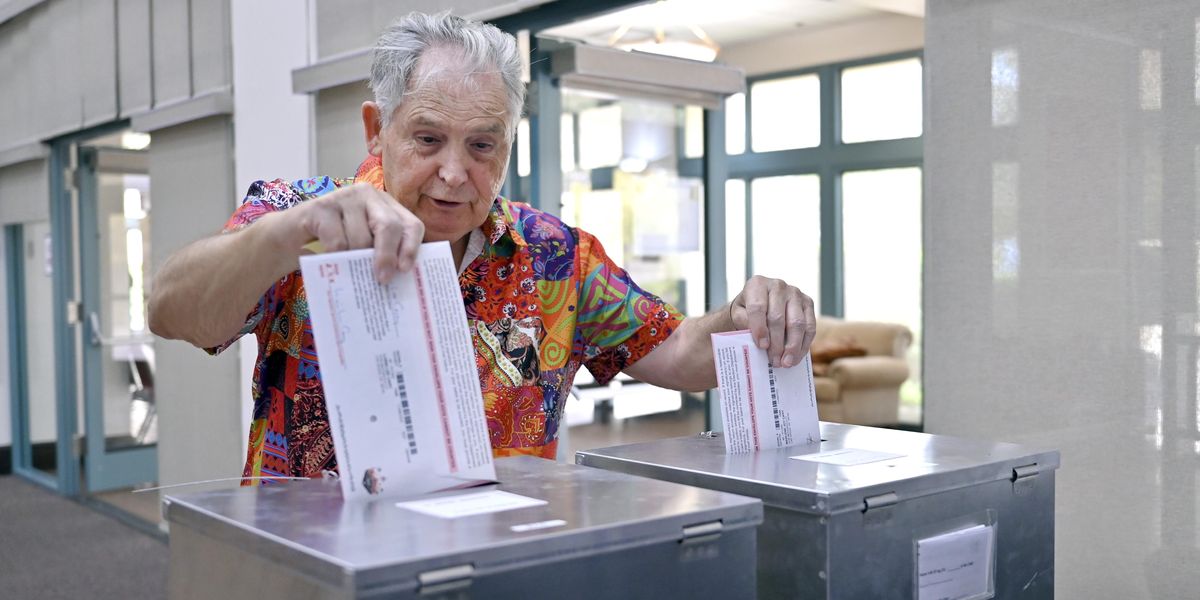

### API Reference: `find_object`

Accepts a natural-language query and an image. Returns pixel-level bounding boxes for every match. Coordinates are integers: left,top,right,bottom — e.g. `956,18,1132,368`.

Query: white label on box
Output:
790,448,906,466
916,524,995,600
396,490,547,519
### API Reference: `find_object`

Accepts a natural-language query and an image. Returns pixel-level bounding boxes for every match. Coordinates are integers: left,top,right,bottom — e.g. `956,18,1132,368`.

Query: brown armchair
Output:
812,317,913,426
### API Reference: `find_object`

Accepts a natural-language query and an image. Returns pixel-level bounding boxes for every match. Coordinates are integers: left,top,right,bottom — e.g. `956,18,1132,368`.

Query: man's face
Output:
366,47,512,246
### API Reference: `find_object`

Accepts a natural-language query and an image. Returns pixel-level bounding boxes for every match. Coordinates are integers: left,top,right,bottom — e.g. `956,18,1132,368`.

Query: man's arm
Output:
148,210,297,348
623,276,816,392
148,183,425,349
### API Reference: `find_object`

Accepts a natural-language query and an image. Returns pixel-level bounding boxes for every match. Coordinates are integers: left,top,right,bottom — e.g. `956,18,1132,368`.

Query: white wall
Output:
231,0,314,461
150,115,243,486
720,13,924,76
926,0,1200,597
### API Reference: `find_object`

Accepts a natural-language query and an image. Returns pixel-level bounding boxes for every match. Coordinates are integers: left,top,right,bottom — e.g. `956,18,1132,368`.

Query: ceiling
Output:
541,0,922,52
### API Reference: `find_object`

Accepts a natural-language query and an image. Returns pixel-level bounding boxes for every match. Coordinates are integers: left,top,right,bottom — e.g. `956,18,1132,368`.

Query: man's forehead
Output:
408,112,506,134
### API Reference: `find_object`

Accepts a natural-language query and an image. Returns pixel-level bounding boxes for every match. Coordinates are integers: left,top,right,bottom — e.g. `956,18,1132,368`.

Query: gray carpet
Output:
0,476,167,599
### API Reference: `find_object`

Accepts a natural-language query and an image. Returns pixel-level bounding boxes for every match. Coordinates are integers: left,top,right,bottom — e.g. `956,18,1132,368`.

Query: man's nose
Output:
438,147,469,188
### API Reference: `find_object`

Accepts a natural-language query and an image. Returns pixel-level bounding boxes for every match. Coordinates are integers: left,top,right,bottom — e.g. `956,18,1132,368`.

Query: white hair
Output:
369,12,524,137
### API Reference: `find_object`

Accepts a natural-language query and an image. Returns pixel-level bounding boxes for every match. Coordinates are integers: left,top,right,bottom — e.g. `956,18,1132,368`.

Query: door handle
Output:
88,311,110,347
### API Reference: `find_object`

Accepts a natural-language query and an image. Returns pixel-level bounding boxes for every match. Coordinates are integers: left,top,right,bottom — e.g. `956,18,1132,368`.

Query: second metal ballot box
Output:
577,422,1059,599
164,455,762,600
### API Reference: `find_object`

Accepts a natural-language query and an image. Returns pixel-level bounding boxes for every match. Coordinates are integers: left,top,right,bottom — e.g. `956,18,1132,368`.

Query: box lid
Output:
576,423,1060,516
163,456,761,593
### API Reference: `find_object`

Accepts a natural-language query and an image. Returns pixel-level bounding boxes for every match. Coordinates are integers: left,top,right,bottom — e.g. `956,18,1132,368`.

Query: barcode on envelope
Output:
768,367,781,431
396,371,418,455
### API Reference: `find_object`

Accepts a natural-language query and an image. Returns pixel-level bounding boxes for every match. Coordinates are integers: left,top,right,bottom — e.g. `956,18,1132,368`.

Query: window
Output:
725,179,747,294
751,175,821,315
577,104,622,169
750,75,820,152
841,58,923,143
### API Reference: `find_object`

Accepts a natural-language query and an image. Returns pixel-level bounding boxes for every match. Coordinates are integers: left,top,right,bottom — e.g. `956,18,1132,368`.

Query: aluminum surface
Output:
576,422,1060,515
164,455,761,591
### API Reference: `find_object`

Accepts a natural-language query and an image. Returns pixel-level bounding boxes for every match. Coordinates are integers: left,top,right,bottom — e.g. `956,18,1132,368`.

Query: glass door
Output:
555,90,708,445
76,137,157,493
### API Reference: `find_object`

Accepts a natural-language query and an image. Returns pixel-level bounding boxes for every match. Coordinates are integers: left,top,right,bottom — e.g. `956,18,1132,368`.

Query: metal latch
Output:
1012,463,1041,481
862,492,899,513
680,520,723,544
417,564,474,595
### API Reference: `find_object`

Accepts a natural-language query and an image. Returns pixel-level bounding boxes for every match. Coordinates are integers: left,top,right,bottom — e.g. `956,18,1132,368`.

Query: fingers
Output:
738,281,770,354
736,276,816,369
341,198,373,252
307,204,349,253
765,280,788,367
299,184,426,284
364,195,424,282
369,213,402,283
781,291,816,368
395,215,424,273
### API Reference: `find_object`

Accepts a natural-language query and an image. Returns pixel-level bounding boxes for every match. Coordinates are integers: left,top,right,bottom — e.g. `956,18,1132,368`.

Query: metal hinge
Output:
65,300,81,325
1012,463,1042,481
680,520,723,544
862,492,899,513
417,564,474,595
63,167,78,192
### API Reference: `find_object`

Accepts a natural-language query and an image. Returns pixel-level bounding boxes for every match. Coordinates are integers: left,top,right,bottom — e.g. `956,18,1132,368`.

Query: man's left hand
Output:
730,276,816,368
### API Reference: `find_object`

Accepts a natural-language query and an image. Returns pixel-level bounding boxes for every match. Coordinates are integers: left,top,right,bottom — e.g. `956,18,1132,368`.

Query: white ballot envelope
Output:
711,331,820,454
300,242,496,500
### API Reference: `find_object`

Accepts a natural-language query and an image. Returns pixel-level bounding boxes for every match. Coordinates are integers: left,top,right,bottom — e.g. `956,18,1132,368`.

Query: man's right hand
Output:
270,182,425,283
149,182,424,348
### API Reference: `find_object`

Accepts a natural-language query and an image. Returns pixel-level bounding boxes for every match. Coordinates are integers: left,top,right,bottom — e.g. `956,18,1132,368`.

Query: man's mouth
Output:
426,195,462,209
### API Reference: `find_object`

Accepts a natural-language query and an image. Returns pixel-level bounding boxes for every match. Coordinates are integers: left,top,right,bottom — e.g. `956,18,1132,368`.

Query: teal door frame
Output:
76,145,157,492
9,121,141,496
4,224,62,490
26,135,84,496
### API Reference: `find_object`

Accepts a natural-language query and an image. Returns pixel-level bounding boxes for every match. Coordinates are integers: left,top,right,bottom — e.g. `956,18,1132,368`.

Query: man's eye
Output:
417,136,439,145
472,142,494,151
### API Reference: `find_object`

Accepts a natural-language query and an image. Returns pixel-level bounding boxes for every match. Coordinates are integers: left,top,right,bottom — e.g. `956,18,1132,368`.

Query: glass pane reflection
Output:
750,175,821,315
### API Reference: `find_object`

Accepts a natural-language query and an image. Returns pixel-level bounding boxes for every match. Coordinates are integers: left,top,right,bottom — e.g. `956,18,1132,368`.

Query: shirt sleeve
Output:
574,230,685,384
203,179,307,355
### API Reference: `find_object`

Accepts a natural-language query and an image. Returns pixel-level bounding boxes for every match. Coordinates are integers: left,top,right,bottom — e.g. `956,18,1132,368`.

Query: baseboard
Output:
0,442,58,474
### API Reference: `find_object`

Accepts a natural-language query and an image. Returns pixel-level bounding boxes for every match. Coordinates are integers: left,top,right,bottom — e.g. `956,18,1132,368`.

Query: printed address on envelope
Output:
711,331,821,454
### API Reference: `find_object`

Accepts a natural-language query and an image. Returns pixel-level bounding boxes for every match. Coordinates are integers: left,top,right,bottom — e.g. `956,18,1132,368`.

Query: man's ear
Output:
362,102,385,157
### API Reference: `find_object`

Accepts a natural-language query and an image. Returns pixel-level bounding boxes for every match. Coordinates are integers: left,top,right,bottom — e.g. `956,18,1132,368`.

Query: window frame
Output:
681,49,924,317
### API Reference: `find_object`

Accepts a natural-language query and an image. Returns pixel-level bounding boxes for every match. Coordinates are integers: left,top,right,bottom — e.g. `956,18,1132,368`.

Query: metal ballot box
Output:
163,456,762,600
577,423,1059,599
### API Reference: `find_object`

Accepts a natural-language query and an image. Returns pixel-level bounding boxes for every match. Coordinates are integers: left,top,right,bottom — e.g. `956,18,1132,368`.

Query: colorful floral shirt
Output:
211,156,683,482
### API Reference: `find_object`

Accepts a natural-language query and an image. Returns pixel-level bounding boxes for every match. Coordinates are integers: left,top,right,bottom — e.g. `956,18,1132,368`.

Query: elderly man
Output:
149,12,814,482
